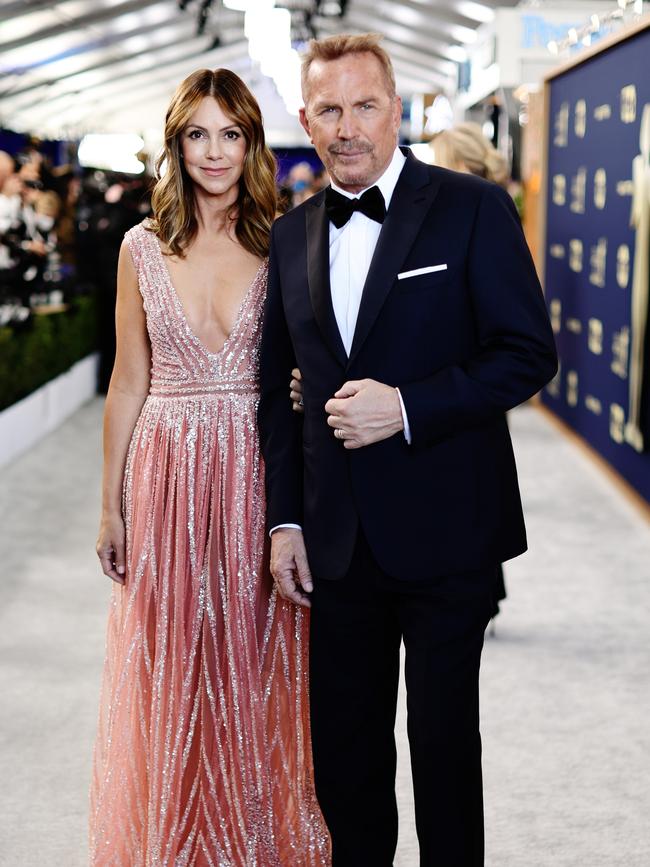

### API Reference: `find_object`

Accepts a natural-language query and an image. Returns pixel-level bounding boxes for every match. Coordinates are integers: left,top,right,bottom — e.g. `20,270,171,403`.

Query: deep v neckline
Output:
154,236,264,359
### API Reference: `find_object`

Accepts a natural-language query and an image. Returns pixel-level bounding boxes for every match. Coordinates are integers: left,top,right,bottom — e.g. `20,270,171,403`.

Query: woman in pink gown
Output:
91,68,330,866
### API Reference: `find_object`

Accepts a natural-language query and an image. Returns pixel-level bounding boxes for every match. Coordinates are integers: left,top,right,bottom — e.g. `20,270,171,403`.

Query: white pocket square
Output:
397,264,448,280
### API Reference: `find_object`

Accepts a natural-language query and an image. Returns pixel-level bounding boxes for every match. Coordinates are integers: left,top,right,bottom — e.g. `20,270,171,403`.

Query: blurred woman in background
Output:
430,121,510,189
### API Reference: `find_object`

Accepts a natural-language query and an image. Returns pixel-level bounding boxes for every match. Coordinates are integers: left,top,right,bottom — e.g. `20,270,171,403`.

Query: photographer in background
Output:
0,146,67,316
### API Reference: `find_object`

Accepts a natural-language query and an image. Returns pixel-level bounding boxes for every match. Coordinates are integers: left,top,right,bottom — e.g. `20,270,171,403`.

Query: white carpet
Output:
0,399,648,866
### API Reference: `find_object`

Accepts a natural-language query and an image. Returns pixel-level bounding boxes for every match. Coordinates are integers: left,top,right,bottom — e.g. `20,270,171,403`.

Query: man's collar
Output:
329,147,406,208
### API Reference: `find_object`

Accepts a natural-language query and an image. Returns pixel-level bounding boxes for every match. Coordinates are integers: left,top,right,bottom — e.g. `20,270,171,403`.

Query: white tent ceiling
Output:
0,0,518,147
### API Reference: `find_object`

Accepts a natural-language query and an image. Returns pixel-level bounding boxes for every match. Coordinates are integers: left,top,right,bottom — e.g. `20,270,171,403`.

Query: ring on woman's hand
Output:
335,428,345,440
298,396,304,407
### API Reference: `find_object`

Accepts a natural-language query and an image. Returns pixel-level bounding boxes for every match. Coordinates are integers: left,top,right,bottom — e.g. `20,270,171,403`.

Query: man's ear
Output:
393,95,403,129
299,107,312,140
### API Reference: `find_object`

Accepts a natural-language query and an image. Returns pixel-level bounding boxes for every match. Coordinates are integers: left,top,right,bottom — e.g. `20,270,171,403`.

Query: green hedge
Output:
0,295,98,412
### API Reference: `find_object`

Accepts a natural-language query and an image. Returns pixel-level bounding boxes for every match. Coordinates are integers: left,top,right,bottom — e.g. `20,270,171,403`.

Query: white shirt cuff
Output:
395,387,412,445
270,523,302,538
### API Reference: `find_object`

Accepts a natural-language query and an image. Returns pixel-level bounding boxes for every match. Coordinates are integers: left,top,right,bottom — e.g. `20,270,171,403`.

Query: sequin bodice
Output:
125,221,266,399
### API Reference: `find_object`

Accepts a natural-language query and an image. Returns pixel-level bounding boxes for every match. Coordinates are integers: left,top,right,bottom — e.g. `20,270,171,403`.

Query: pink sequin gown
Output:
90,222,330,866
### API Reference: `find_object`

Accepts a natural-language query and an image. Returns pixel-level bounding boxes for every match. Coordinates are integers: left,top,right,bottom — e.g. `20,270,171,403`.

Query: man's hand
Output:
270,528,313,607
325,379,404,449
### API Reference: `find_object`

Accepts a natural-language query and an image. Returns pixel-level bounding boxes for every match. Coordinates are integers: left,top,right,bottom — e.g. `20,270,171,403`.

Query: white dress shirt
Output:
272,148,411,535
328,147,411,442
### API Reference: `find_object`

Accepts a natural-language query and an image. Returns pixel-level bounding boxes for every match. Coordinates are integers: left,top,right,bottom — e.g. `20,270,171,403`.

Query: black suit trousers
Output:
309,532,494,867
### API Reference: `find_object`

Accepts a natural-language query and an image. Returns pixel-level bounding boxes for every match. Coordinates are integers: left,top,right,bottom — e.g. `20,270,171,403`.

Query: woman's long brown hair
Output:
148,68,277,259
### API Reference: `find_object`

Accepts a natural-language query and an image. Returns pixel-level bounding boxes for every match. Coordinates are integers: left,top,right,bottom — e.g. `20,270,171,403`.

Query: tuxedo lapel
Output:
306,192,348,367
347,151,442,368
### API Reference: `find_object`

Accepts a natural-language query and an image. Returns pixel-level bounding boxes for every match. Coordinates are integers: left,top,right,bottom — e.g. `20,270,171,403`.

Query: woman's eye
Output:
188,130,203,139
225,130,241,140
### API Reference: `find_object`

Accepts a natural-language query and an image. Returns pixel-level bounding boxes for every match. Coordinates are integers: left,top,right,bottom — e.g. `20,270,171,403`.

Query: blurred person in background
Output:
32,189,64,299
430,122,509,189
16,137,55,191
1,145,83,325
0,163,50,303
0,154,21,273
312,167,330,193
288,159,316,207
430,121,512,620
13,170,51,298
0,159,24,315
0,151,14,191
50,167,81,269
91,68,330,865
79,173,152,391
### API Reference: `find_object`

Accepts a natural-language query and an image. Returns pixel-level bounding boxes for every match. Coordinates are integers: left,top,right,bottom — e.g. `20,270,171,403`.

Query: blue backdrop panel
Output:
542,25,650,503
0,128,70,166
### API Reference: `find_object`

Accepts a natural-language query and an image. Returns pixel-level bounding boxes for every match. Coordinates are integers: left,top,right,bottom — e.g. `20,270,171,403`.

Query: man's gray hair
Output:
301,33,396,103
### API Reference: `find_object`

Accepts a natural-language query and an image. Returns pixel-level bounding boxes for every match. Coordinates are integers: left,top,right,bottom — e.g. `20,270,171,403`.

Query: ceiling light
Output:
78,134,145,174
454,2,495,24
224,0,261,10
449,25,478,45
447,45,468,63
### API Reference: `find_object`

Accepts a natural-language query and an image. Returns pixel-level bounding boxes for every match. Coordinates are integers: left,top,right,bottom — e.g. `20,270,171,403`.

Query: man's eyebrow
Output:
312,96,379,110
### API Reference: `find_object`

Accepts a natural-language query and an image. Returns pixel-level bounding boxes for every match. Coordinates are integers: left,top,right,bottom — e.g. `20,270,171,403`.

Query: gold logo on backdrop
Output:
616,180,634,196
554,101,570,146
585,395,603,415
621,85,637,124
617,244,630,288
550,244,566,259
625,421,643,452
589,238,607,288
574,99,587,138
553,174,567,206
625,422,644,452
567,371,579,407
549,299,562,334
594,104,612,121
611,327,630,379
566,318,583,334
609,403,625,443
594,169,607,209
569,239,583,272
570,167,587,214
588,318,604,354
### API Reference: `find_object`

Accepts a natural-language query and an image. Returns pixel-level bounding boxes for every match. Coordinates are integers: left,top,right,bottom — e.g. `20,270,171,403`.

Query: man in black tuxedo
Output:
258,33,557,867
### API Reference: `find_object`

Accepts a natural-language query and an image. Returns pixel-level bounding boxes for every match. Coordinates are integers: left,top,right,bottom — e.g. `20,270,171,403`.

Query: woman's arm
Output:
96,241,151,584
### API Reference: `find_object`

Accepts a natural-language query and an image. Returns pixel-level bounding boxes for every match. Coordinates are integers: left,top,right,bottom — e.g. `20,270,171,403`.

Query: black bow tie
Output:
324,185,386,229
